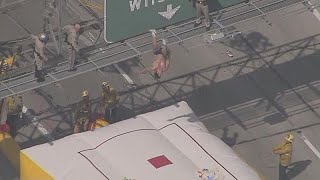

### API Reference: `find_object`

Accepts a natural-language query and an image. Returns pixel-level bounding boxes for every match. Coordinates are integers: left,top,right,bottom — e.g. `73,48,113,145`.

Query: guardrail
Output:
0,0,305,99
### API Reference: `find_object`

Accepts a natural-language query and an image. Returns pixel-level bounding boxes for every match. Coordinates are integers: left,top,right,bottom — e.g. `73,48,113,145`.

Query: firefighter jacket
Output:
273,141,293,166
7,95,23,115
75,100,92,123
101,88,119,109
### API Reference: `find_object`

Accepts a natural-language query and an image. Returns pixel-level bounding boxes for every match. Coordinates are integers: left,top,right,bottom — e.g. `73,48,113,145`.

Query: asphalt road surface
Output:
1,1,320,180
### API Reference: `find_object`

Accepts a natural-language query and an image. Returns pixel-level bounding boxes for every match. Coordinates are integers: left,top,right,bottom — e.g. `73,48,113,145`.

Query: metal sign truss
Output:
0,0,304,99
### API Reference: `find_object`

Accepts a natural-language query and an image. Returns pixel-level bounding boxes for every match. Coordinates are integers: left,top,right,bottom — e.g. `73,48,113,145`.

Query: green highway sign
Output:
104,0,196,43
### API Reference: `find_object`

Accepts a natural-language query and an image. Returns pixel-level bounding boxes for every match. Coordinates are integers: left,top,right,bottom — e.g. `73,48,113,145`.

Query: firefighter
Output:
63,24,81,71
31,33,49,82
0,94,23,135
101,82,119,124
273,133,294,180
74,91,92,134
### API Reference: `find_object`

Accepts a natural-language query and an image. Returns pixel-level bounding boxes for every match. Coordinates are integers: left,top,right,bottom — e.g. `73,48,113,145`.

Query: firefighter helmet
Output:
39,33,49,43
285,133,294,143
102,81,109,88
82,90,89,97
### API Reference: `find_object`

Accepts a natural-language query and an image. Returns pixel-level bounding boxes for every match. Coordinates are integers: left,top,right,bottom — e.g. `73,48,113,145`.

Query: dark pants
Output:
279,165,289,180
35,65,45,81
104,107,117,124
6,114,20,137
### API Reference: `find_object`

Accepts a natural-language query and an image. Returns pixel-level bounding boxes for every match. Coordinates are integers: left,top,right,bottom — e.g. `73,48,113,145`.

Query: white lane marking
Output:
113,64,135,85
297,131,320,159
31,117,50,136
308,1,320,21
22,106,28,113
23,106,53,139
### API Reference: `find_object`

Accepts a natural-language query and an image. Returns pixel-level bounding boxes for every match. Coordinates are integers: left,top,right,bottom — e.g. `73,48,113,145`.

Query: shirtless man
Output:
141,29,169,79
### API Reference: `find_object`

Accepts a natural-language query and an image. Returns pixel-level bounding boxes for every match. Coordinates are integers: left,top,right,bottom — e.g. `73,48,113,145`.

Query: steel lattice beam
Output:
0,0,305,99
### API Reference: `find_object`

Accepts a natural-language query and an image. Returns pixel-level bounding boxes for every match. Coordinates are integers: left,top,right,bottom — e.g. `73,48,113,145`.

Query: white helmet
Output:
39,33,49,42
82,90,89,97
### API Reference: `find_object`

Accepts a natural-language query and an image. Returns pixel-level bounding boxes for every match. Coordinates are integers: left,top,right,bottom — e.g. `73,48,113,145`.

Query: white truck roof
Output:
22,101,260,180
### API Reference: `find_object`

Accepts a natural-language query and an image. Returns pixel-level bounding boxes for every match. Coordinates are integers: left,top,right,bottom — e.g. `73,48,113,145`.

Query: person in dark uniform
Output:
74,91,92,134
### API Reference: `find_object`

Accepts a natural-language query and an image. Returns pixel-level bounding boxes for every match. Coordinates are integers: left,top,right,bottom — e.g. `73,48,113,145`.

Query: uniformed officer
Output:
101,82,119,124
194,0,211,31
273,133,294,180
63,24,81,71
31,33,49,82
74,91,92,134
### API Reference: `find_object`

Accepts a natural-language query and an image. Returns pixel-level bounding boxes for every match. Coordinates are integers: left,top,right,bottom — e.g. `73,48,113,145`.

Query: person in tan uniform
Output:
63,24,80,71
273,133,294,180
101,82,119,124
193,0,211,31
31,33,49,82
74,91,92,134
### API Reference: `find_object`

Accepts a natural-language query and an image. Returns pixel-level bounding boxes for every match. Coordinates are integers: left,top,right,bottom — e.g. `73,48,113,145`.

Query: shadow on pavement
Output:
0,133,20,179
16,33,320,149
287,160,312,179
0,150,19,180
230,31,274,53
263,113,286,125
220,127,238,147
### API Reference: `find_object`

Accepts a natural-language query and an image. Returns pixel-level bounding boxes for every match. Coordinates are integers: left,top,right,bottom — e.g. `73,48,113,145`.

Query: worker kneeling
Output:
74,91,92,134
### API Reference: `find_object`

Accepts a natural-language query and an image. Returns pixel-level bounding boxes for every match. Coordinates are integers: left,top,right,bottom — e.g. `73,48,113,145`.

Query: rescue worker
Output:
0,94,23,135
101,82,119,124
74,91,92,134
273,133,294,180
31,33,49,82
140,29,169,79
63,24,81,71
193,0,211,31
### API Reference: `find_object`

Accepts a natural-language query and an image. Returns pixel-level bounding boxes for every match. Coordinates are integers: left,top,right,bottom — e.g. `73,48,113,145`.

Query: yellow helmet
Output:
82,90,89,97
285,133,294,143
102,81,109,88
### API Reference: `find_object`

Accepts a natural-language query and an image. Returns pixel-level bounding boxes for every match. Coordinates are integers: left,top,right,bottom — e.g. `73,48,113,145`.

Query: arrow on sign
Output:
158,4,181,20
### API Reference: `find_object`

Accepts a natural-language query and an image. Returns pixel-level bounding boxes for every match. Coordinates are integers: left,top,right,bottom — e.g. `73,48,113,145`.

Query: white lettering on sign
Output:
129,0,142,11
158,4,180,20
129,0,166,12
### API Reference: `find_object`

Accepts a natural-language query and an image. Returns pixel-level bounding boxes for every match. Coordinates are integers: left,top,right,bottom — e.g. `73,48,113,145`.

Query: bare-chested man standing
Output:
141,29,169,79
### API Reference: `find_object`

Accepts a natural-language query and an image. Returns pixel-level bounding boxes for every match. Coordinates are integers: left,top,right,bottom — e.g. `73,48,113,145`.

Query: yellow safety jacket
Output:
7,95,23,115
273,141,293,166
101,88,119,109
